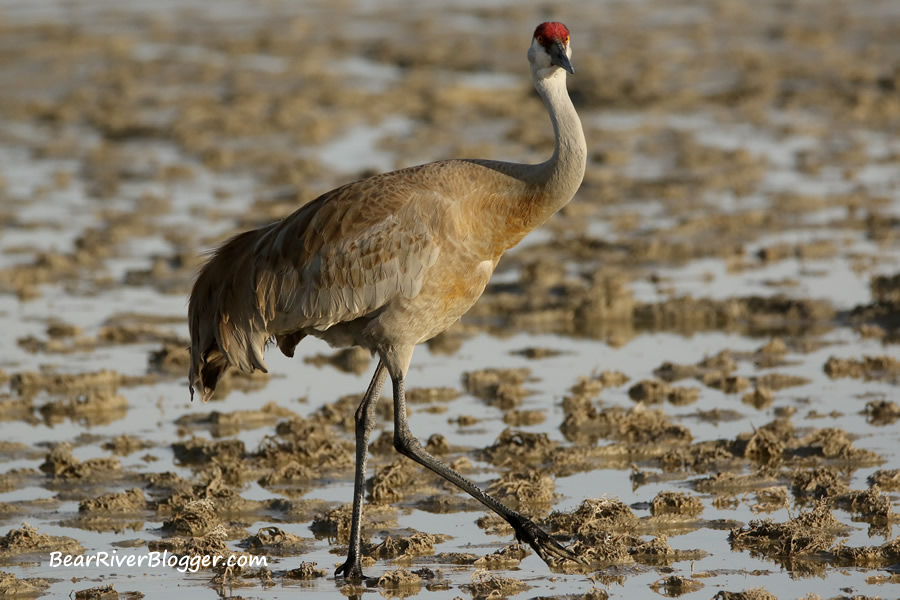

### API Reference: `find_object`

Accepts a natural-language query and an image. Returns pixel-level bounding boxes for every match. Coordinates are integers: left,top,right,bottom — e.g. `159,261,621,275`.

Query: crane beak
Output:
550,41,574,74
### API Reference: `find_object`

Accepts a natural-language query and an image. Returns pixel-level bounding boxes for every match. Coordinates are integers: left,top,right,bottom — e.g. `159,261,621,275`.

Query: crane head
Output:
530,22,573,75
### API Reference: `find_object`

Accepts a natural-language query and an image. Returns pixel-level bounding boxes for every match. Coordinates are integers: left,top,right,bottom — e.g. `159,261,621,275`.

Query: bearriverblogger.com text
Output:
49,550,268,574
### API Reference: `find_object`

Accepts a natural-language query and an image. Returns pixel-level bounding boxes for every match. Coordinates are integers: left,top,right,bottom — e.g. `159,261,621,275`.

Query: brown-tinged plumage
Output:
188,22,587,578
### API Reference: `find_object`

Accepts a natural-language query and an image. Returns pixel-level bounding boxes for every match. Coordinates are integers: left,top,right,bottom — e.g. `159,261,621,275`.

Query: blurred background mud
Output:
0,1,898,598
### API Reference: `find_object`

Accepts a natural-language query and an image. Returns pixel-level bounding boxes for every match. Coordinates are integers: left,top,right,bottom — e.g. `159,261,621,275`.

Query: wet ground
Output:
0,0,899,598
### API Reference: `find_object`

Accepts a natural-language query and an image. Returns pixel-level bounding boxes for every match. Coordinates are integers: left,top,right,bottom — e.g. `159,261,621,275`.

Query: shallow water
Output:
1,1,899,599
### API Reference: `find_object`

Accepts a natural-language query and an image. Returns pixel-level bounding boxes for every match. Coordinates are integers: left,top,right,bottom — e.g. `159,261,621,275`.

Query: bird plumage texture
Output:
189,20,586,576
189,156,577,402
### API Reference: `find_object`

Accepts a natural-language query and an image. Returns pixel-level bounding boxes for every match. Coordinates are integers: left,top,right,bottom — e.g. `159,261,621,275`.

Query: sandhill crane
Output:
188,21,586,578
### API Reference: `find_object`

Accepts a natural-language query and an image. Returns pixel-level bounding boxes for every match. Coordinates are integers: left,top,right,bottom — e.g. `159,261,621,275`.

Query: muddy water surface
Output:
1,1,899,599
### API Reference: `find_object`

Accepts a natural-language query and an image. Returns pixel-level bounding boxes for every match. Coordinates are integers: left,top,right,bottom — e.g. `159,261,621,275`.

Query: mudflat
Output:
0,1,898,598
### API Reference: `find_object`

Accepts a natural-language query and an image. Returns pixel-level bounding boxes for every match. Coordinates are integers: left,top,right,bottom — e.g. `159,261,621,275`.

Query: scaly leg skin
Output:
389,375,582,566
334,361,387,579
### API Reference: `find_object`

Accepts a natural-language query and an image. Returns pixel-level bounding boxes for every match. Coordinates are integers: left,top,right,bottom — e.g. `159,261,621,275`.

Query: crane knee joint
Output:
393,432,420,457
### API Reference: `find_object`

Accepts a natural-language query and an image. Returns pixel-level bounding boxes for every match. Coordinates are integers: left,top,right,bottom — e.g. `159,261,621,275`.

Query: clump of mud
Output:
367,532,448,561
832,536,900,566
369,458,436,504
742,386,775,410
1,1,899,597
39,444,121,480
792,467,851,501
657,418,881,481
835,487,893,523
377,568,422,592
0,571,51,596
824,355,900,383
38,389,128,426
171,437,245,466
482,429,558,466
463,368,533,409
0,523,83,556
712,589,777,600
729,504,847,558
148,525,232,568
474,544,529,568
175,401,297,437
240,526,311,555
461,571,529,599
547,497,638,539
285,562,326,579
752,487,789,513
544,497,706,568
863,399,900,426
304,346,372,374
486,469,555,514
10,369,147,397
651,574,704,596
309,503,398,542
562,402,692,446
650,491,703,517
258,416,355,474
503,408,546,426
629,379,700,405
868,469,900,491
633,295,835,336
162,498,220,536
79,488,146,514
73,584,118,600
102,435,153,455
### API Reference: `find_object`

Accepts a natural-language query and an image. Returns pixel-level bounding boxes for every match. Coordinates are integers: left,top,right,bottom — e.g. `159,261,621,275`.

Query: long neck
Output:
525,68,586,221
460,65,586,257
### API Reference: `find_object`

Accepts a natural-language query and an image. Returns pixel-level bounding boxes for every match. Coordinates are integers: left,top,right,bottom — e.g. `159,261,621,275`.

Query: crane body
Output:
188,21,586,578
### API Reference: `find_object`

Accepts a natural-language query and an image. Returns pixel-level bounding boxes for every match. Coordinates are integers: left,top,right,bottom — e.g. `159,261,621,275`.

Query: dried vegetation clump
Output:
481,428,558,466
0,523,83,556
832,536,900,566
285,562,326,579
711,590,777,600
377,568,423,591
461,571,529,599
73,584,118,600
79,488,146,514
473,544,529,568
651,575,704,596
547,497,638,540
562,402,693,446
39,444,122,480
650,491,704,517
868,469,900,491
463,367,533,409
309,503,398,542
824,355,900,383
368,532,447,561
0,571,51,596
486,469,555,513
240,526,311,555
729,504,847,558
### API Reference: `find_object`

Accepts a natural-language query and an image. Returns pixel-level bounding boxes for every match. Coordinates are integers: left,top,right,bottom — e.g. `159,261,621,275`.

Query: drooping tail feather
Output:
188,227,275,402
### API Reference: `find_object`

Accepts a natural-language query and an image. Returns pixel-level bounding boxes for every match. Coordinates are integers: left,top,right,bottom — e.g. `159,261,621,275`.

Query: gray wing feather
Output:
271,210,440,331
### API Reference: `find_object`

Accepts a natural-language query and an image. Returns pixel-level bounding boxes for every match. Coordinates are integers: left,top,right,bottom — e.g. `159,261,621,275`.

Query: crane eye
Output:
536,35,544,45
565,36,570,44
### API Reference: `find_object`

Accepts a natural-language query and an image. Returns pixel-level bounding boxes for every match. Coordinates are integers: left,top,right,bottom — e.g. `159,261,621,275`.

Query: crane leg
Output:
335,360,387,579
389,374,582,567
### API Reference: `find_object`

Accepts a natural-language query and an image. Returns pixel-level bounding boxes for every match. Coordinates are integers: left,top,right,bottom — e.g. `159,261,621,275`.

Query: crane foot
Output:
334,557,365,580
511,514,586,566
